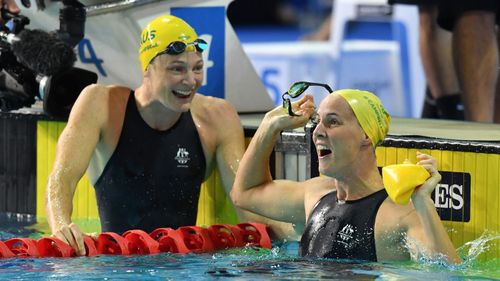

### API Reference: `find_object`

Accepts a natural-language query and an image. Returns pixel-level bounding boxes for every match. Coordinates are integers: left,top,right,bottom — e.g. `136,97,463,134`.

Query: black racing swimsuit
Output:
299,189,388,261
94,91,206,234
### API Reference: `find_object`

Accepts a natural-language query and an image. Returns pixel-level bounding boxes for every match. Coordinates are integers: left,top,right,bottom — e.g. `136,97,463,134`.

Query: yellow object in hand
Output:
382,163,430,205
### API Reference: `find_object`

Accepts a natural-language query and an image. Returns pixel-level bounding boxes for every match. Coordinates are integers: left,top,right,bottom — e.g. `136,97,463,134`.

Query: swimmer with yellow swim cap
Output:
138,15,208,72
46,14,295,256
231,86,461,264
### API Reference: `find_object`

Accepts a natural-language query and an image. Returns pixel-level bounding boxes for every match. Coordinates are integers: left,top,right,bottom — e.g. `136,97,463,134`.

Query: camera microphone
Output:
5,29,76,76
0,1,95,117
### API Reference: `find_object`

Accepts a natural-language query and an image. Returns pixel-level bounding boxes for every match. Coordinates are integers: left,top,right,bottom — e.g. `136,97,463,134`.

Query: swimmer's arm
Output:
212,99,246,195
230,117,306,223
209,99,302,240
209,99,256,221
406,153,462,264
45,84,105,255
231,96,316,224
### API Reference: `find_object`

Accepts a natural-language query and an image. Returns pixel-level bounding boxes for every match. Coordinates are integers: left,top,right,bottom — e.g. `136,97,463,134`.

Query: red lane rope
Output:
0,222,271,258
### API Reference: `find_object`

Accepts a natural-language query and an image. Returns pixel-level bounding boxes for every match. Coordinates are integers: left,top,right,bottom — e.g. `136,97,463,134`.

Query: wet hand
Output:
53,222,86,256
264,94,316,131
411,152,441,202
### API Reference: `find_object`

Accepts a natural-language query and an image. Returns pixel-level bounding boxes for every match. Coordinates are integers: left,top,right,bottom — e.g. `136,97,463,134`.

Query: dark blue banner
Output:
432,171,471,222
172,7,226,99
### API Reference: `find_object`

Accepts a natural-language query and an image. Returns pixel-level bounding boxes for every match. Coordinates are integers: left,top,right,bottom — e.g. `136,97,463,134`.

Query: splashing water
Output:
457,231,500,265
395,230,500,280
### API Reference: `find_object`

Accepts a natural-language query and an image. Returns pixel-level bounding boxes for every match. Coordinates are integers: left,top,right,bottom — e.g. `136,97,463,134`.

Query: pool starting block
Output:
0,222,271,258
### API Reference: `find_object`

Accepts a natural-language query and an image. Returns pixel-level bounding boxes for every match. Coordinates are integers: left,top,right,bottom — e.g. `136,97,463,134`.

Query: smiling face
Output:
312,94,371,177
144,51,204,112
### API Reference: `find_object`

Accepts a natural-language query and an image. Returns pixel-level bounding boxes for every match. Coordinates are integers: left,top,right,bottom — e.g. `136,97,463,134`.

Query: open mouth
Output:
172,89,192,98
316,145,332,158
318,149,332,157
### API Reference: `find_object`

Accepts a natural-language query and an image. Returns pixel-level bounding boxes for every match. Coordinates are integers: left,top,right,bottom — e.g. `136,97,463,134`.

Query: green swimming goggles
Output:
282,81,333,116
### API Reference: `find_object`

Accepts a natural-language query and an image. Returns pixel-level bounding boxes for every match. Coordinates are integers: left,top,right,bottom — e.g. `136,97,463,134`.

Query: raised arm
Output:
199,97,296,240
45,84,106,256
231,95,316,225
406,152,462,264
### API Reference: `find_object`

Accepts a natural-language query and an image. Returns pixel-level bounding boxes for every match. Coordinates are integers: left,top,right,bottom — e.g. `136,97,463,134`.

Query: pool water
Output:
1,243,499,280
1,217,499,280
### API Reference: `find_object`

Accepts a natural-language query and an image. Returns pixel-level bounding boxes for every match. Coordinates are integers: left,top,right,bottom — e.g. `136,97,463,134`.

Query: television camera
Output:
0,0,97,118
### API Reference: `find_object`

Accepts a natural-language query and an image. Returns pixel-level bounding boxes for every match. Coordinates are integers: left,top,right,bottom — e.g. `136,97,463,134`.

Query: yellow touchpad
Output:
382,163,430,205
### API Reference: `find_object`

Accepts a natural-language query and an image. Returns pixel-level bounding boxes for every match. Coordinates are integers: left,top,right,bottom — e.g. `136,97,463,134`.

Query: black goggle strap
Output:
307,82,333,93
288,81,333,98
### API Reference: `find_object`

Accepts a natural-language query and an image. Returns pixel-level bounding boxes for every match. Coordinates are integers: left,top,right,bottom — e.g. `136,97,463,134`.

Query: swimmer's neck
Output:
335,172,384,201
134,87,184,130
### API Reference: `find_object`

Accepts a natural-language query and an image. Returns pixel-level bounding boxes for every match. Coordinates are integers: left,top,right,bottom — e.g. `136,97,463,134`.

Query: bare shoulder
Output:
191,94,242,141
304,176,336,193
303,176,336,215
70,84,130,119
376,198,416,233
76,84,129,105
191,94,239,121
68,84,131,128
72,84,129,113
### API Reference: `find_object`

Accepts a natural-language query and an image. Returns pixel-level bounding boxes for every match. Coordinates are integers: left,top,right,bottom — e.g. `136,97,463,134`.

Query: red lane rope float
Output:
123,230,160,255
208,224,241,250
150,227,191,254
4,238,40,257
236,222,272,249
0,222,271,258
37,237,75,257
83,235,98,257
96,232,133,255
0,241,15,258
177,226,215,253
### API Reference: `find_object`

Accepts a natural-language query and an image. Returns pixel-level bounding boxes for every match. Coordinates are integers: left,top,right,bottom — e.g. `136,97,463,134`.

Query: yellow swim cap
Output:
139,15,198,72
336,89,391,147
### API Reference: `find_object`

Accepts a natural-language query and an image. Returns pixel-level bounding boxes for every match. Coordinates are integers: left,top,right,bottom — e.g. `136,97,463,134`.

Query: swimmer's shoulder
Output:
76,84,130,109
303,176,336,214
305,176,336,194
191,93,240,127
377,196,417,232
192,94,236,113
69,84,131,126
